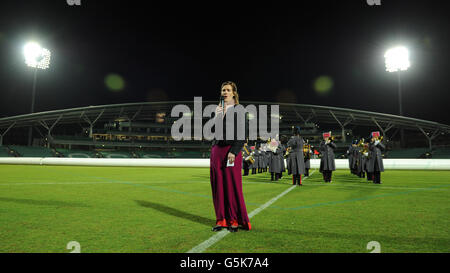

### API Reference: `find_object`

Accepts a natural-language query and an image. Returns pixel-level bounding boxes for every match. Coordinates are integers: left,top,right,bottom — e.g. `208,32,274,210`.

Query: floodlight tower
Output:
23,42,51,146
385,46,410,147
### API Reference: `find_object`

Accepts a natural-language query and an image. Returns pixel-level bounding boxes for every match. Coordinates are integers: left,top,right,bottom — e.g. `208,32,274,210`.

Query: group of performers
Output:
347,131,385,184
241,126,316,186
241,129,386,185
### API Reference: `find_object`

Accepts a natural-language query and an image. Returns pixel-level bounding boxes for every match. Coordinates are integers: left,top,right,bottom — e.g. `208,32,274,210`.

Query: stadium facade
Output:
1,101,450,159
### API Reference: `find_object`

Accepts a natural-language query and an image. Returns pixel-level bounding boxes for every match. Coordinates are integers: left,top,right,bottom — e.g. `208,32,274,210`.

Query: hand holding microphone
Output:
216,95,225,116
220,95,225,114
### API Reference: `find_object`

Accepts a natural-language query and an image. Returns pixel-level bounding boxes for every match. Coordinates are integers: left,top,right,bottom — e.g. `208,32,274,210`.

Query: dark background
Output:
0,0,449,124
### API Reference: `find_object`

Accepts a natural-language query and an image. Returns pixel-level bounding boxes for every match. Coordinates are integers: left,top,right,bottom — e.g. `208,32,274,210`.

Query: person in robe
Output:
367,132,385,184
210,81,251,232
319,132,337,183
287,126,306,186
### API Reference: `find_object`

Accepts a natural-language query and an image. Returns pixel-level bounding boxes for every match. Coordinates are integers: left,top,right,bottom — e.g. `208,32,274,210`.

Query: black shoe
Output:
212,225,223,232
228,226,239,232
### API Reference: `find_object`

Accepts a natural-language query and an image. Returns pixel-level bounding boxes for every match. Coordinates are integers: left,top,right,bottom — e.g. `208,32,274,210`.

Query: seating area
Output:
0,146,12,157
386,148,429,158
3,144,447,159
7,145,53,157
431,147,450,159
96,151,134,158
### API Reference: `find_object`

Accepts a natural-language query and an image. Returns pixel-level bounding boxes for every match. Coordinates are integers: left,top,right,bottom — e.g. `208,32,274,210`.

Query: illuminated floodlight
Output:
384,46,410,72
23,42,51,69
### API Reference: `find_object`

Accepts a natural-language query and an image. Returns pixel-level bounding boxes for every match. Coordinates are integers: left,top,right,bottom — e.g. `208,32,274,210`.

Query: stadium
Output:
1,101,449,253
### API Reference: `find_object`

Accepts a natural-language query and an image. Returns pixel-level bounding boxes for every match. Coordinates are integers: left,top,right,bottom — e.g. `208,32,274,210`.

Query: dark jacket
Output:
319,141,337,172
269,146,283,173
367,141,385,172
286,135,305,175
211,105,245,156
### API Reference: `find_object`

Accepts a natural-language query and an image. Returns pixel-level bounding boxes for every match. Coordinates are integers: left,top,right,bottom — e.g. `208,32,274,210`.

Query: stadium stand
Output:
431,147,450,159
386,148,429,158
96,150,133,158
54,148,97,158
8,145,53,157
0,146,11,157
2,144,450,159
136,150,168,158
0,101,449,159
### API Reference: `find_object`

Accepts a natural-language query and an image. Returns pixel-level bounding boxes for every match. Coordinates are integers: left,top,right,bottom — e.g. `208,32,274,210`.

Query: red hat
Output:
371,131,380,138
322,131,331,140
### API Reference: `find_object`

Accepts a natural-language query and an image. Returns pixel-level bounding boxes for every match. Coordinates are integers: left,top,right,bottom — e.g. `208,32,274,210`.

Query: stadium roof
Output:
0,101,449,138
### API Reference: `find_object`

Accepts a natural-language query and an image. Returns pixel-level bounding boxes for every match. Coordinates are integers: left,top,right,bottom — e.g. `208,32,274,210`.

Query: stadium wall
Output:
0,158,450,170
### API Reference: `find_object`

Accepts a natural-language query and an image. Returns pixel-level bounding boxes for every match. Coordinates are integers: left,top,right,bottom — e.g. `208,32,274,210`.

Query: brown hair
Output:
221,81,239,104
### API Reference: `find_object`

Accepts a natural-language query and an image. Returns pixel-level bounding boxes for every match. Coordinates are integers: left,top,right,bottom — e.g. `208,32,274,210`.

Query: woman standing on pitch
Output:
210,81,251,232
287,126,305,186
319,132,337,182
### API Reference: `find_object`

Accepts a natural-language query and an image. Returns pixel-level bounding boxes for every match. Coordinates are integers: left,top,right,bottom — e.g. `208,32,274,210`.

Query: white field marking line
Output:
186,170,316,253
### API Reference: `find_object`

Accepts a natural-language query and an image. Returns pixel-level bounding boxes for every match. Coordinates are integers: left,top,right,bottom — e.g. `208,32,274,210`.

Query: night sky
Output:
0,0,449,124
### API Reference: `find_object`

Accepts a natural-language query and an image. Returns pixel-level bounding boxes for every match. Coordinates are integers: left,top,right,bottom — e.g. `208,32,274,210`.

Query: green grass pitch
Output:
0,165,449,253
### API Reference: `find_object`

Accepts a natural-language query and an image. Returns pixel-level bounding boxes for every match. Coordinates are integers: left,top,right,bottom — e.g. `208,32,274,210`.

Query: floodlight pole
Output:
397,71,405,148
27,67,38,146
397,71,403,116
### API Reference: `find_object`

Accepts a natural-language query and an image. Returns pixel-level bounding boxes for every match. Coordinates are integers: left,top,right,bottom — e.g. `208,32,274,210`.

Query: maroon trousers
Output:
210,145,251,230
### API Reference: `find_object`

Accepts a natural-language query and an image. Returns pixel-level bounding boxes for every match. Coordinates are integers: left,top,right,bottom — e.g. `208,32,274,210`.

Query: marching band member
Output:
319,131,337,183
242,141,251,176
210,81,251,232
264,146,269,172
258,145,265,173
363,139,372,181
347,140,357,174
355,138,366,178
251,143,258,175
268,138,283,181
279,141,286,179
280,135,288,176
287,126,306,186
303,139,313,177
367,131,385,184
285,143,292,176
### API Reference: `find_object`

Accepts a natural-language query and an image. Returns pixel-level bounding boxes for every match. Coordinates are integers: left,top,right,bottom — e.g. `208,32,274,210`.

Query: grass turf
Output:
0,165,449,253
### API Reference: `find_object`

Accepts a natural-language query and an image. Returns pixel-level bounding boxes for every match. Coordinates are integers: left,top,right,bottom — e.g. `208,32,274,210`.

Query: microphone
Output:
219,96,225,114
